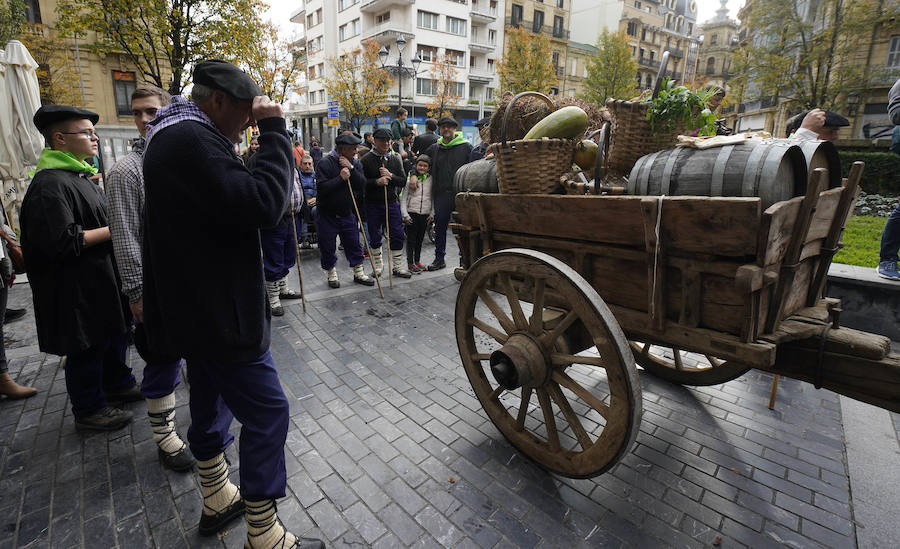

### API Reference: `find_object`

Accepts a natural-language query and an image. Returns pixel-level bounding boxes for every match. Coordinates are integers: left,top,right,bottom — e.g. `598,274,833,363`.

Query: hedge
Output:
838,151,900,195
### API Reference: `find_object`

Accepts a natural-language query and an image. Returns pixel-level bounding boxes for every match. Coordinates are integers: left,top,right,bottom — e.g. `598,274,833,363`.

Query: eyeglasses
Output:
61,130,100,140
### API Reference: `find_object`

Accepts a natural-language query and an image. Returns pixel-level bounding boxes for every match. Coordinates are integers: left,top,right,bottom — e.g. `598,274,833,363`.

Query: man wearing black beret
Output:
21,105,141,429
314,131,375,288
141,59,323,549
424,116,472,270
786,108,848,142
360,127,411,279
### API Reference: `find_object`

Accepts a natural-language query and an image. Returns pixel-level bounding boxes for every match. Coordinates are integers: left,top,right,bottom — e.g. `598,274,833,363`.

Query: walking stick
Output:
346,176,384,300
288,198,307,313
384,186,393,289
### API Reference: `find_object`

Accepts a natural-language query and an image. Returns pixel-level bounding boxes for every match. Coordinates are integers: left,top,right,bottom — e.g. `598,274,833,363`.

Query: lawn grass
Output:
833,215,885,268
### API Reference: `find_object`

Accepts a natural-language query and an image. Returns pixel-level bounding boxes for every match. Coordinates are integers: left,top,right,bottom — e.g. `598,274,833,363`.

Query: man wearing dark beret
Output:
314,131,375,288
424,116,472,270
361,127,410,279
21,105,142,429
786,108,849,142
141,59,323,549
469,116,491,162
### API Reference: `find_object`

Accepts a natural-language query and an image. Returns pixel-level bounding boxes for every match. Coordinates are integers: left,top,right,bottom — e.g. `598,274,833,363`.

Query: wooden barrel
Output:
795,139,841,189
455,156,499,194
627,139,808,209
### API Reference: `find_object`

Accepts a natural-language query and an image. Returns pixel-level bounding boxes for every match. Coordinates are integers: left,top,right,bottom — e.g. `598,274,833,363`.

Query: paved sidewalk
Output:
1,238,898,548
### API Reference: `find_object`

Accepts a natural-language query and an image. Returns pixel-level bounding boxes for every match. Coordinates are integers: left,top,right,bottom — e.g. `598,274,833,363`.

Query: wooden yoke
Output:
764,168,827,333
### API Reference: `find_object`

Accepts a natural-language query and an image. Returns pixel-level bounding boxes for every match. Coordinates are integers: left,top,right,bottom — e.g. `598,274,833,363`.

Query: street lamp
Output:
378,35,423,113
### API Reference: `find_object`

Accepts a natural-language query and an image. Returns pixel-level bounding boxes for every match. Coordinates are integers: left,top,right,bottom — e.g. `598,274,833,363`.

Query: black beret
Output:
193,59,261,101
33,105,99,132
788,110,850,134
335,133,362,146
415,154,432,165
372,128,392,140
475,116,491,127
438,116,459,127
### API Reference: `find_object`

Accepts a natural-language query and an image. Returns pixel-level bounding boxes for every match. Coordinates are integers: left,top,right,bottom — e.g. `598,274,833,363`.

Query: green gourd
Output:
522,106,589,140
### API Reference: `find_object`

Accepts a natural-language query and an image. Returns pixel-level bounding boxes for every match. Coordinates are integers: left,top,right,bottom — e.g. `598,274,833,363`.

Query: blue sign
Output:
327,108,339,117
376,116,391,124
407,116,427,125
327,100,339,108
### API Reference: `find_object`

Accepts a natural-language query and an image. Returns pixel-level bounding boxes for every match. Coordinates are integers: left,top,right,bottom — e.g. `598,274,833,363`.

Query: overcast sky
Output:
264,0,743,39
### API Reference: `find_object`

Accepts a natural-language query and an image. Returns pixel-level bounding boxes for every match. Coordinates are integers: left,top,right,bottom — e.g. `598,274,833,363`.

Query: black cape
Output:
20,169,127,355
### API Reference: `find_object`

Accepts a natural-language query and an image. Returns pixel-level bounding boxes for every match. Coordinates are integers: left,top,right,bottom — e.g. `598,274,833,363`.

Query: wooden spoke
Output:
516,388,533,432
529,278,546,336
551,370,611,419
705,355,723,368
499,273,528,329
468,318,508,345
551,353,606,368
673,348,684,371
641,342,651,357
536,388,560,451
490,385,504,401
471,353,492,362
477,289,516,335
539,310,578,347
547,383,593,451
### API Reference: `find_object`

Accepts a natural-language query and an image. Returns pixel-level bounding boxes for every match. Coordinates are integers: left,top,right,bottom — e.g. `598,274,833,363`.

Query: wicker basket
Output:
604,50,685,178
605,99,685,179
488,91,576,194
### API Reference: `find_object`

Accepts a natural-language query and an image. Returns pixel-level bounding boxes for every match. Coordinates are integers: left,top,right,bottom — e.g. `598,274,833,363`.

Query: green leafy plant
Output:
643,78,717,136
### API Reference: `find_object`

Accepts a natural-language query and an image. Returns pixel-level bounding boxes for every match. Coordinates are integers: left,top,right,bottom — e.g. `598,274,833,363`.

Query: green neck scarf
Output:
30,148,98,177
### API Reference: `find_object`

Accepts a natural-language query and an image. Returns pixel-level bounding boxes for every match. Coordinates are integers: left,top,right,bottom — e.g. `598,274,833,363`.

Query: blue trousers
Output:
365,201,405,251
433,192,455,261
261,214,302,282
186,350,289,500
64,331,136,417
880,201,900,262
132,323,182,400
317,211,364,270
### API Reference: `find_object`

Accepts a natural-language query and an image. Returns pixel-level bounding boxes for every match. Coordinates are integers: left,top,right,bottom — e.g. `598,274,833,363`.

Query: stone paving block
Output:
115,514,154,549
774,491,854,536
700,490,764,532
751,468,813,503
49,511,82,549
379,503,426,546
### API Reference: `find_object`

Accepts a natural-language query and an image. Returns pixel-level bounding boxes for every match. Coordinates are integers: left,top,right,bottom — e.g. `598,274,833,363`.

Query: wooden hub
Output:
489,333,547,390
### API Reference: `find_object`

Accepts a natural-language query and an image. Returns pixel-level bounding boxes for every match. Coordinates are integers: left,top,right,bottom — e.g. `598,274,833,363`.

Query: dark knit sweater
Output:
360,150,406,203
315,150,366,218
142,116,292,362
424,139,473,195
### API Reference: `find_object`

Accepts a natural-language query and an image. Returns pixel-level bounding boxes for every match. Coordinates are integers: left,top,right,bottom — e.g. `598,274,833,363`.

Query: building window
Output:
306,13,313,28
446,49,466,67
649,50,655,61
338,0,359,10
645,74,652,88
453,82,466,96
511,4,524,27
113,71,136,116
446,16,466,36
418,45,437,63
24,0,40,24
687,22,693,36
634,0,641,8
533,11,544,33
557,0,564,7
308,36,323,53
571,58,577,76
626,21,637,36
706,57,716,74
486,87,494,100
550,87,559,95
416,78,436,95
417,10,439,30
553,15,564,38
552,51,560,68
487,58,495,72
489,29,497,44
888,36,900,67
710,33,718,46
641,28,647,41
375,11,390,24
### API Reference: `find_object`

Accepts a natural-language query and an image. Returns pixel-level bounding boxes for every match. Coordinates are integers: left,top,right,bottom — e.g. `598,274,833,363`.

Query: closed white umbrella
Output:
0,39,43,228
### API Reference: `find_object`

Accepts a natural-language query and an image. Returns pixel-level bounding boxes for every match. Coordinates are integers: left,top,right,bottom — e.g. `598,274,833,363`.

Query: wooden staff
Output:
287,196,307,313
346,176,384,299
381,156,393,288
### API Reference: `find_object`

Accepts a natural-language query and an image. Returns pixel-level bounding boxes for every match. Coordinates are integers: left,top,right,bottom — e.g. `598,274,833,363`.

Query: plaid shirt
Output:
106,138,146,304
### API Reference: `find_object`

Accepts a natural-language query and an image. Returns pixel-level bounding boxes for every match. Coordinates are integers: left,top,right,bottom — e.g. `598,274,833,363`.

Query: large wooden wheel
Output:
629,341,751,386
455,249,642,478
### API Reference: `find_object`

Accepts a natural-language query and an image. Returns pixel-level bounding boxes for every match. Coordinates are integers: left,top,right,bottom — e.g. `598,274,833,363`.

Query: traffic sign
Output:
327,100,339,108
327,118,339,127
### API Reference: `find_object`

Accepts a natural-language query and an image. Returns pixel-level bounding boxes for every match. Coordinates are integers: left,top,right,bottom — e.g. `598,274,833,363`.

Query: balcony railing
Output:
506,17,569,39
668,47,684,58
469,39,497,50
638,57,660,69
470,5,498,22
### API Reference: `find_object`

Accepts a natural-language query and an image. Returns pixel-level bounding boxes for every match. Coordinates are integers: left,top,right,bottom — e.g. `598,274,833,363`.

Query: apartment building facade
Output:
503,0,571,94
695,0,738,94
290,0,504,148
569,0,700,91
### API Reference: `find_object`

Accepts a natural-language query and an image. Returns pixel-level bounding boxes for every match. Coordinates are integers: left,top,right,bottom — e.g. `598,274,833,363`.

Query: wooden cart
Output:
450,163,900,479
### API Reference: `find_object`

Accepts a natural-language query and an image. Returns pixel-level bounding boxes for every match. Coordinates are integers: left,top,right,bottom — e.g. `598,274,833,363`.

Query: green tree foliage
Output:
425,56,461,118
497,27,556,94
236,21,305,104
18,24,83,105
322,40,392,134
54,0,269,95
0,0,26,45
742,0,900,110
581,30,638,103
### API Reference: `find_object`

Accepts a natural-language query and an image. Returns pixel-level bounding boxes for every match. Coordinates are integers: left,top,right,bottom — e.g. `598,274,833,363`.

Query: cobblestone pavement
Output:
0,238,896,548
